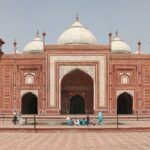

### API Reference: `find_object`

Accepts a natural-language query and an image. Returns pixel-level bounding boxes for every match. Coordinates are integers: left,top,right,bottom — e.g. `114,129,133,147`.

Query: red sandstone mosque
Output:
0,17,149,115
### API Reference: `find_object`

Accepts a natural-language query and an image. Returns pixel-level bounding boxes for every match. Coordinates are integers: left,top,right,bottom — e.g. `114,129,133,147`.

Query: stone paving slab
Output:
0,131,150,150
0,119,150,149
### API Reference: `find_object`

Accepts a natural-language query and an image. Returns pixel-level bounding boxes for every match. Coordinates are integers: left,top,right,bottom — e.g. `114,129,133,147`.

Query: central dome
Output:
57,19,97,45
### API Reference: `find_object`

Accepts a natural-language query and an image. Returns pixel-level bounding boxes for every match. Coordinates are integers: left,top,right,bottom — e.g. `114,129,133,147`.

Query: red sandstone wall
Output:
0,58,14,113
2,46,150,115
0,54,44,114
110,54,150,114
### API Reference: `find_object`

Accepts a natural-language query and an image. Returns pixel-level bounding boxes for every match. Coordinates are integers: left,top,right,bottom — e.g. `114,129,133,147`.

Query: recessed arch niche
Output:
61,69,93,114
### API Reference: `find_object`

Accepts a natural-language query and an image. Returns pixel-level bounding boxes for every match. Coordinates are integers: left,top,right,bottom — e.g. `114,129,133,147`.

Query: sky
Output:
0,0,150,53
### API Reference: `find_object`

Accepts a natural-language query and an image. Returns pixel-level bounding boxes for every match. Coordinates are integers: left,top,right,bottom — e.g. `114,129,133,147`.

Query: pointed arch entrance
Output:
21,92,38,114
70,95,85,114
117,92,133,114
61,69,93,114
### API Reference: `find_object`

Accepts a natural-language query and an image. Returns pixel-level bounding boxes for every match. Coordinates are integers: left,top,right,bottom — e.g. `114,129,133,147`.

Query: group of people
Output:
12,110,27,125
12,111,103,126
67,112,103,126
67,115,95,126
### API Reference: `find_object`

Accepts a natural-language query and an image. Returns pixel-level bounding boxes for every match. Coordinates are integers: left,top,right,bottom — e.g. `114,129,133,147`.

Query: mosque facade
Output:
0,18,150,115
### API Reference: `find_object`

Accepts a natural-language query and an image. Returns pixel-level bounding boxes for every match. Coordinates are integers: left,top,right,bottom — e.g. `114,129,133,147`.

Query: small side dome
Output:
57,17,97,45
111,32,131,53
23,32,43,53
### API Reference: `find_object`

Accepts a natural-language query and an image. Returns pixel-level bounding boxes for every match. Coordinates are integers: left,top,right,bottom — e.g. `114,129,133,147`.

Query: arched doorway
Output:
21,92,38,114
117,92,133,114
61,69,93,114
70,95,85,114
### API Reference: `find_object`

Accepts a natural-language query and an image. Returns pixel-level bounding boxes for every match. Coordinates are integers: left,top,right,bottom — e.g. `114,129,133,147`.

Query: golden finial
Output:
37,30,39,37
115,30,118,37
76,13,79,21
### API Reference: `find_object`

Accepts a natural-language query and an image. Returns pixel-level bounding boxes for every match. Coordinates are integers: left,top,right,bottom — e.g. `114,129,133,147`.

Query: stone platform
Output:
0,114,150,132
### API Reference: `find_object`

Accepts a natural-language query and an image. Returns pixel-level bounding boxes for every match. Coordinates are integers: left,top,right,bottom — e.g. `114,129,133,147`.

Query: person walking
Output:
12,113,17,125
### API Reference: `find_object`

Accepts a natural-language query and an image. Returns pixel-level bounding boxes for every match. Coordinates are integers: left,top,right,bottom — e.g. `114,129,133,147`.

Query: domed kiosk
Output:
111,31,131,53
23,32,43,53
57,17,97,45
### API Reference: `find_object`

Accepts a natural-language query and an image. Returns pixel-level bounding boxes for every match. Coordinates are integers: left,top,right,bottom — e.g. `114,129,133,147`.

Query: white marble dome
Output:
111,33,131,53
57,19,97,45
23,36,43,53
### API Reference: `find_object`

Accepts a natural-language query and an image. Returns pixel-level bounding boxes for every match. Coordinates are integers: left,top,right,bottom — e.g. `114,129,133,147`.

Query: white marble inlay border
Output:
59,66,95,81
49,55,106,107
20,90,38,98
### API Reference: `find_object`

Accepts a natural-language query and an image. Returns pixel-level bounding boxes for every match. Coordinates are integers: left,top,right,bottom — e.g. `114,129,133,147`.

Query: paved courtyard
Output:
0,131,150,150
1,116,150,150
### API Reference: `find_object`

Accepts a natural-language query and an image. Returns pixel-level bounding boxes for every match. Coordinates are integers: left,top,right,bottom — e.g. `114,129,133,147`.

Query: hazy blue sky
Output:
0,0,150,53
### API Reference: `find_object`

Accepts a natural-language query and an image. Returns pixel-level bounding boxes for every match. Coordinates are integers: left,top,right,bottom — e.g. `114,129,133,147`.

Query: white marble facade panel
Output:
49,55,106,108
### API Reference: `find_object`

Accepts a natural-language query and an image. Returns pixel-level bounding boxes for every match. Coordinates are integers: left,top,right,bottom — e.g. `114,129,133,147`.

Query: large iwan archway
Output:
117,92,133,114
61,69,93,114
21,92,38,114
